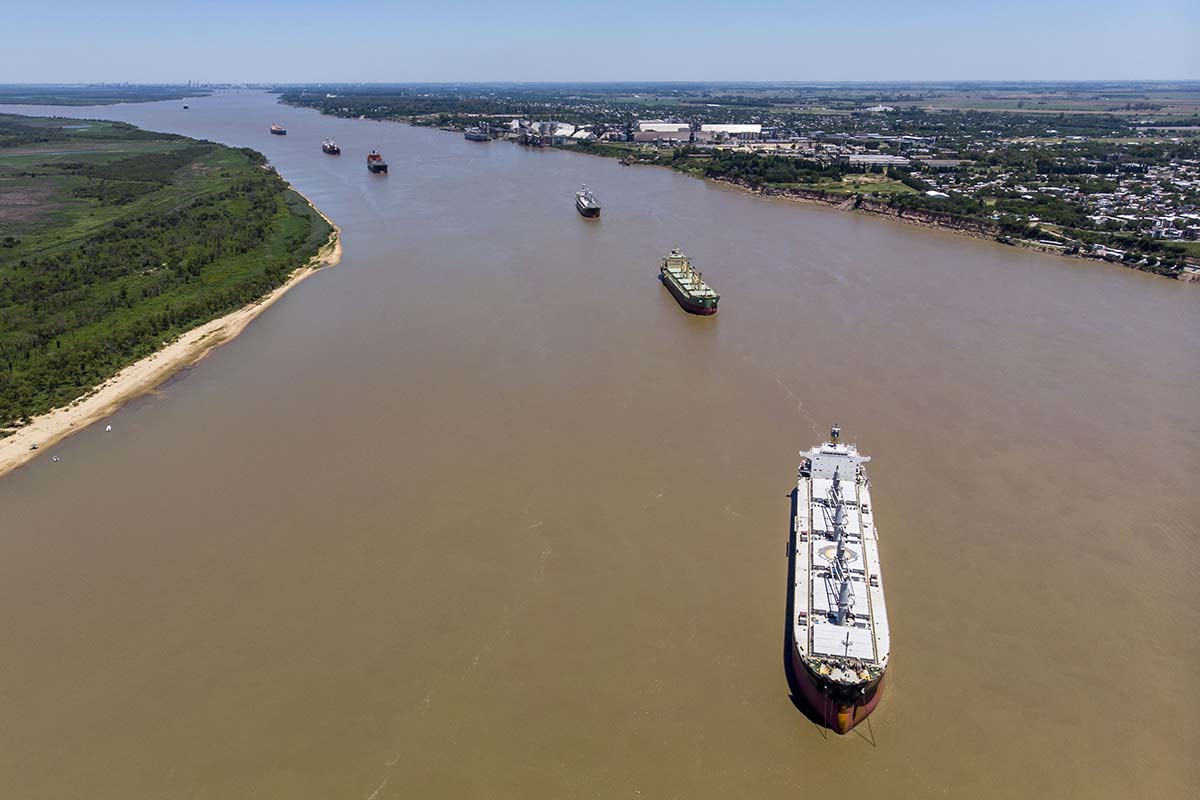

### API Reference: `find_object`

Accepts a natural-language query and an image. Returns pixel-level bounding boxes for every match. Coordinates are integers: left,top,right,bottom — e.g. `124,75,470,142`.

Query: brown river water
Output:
1,92,1197,798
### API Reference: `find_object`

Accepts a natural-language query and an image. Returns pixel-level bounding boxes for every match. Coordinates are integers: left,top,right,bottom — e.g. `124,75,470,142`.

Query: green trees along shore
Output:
0,114,332,431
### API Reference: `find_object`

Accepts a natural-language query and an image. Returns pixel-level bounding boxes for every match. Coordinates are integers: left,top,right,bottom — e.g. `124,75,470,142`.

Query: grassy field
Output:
0,113,331,429
0,85,209,106
796,175,917,196
919,88,1200,117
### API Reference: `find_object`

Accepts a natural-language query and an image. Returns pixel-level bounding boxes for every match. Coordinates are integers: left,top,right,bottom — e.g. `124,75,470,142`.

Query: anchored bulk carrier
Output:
270,123,286,135
367,150,388,174
659,248,719,315
322,138,341,155
791,426,890,734
575,185,601,218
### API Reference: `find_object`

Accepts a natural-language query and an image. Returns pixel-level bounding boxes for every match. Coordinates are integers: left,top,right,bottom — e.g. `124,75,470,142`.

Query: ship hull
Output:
368,164,388,174
660,274,718,315
270,129,286,136
576,202,600,218
322,147,340,155
789,646,884,734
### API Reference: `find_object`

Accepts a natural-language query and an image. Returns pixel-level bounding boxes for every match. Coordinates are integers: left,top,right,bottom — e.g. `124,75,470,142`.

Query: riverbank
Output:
0,194,341,479
566,146,1200,282
387,114,1199,281
699,175,1200,278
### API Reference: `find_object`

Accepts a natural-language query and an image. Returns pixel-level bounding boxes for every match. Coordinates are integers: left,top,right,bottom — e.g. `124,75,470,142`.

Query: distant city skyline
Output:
3,0,1198,83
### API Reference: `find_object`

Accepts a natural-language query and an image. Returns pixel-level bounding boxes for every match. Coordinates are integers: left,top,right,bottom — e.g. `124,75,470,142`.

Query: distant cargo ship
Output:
659,248,718,315
575,185,601,218
367,150,388,174
790,427,890,734
270,123,286,135
322,138,341,155
464,127,490,142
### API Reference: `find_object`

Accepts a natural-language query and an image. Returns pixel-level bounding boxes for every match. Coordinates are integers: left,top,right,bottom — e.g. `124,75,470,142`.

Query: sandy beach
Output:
0,194,342,480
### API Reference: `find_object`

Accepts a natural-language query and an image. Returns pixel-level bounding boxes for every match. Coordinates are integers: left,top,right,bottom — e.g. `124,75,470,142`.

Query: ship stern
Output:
789,646,884,734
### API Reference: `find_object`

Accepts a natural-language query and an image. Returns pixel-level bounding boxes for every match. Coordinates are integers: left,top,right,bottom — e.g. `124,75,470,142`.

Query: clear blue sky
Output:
3,0,1197,83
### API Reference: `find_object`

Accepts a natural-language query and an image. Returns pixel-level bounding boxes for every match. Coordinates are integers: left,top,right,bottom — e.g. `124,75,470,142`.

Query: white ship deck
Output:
792,434,890,684
662,252,717,297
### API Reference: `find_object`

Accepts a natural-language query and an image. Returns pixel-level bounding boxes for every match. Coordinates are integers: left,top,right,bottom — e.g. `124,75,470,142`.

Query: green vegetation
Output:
0,85,209,106
0,113,332,429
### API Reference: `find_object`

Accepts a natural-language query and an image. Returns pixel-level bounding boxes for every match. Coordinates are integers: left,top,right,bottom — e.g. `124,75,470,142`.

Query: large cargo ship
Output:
790,427,890,734
270,123,286,135
575,185,601,218
659,248,718,315
367,150,388,174
464,127,490,142
322,138,341,155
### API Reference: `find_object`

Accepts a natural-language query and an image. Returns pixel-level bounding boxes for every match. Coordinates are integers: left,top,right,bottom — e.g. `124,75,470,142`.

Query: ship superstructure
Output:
575,184,601,218
659,248,719,315
791,426,890,734
367,150,388,174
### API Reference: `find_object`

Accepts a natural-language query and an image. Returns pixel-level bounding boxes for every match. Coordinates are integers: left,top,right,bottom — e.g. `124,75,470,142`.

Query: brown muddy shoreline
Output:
673,173,1197,281
0,192,342,479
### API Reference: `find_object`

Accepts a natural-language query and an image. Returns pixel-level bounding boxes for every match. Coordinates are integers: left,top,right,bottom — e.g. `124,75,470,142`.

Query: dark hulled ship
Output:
659,249,719,315
790,427,890,734
575,185,601,218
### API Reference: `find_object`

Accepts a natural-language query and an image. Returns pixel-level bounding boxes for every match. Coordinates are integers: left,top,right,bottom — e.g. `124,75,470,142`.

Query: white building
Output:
699,123,762,140
638,120,689,133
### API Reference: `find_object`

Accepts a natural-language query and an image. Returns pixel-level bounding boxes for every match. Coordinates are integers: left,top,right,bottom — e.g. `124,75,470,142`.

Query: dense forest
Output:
0,115,332,430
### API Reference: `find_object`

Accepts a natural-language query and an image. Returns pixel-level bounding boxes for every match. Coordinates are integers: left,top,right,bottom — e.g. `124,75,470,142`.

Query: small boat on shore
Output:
367,150,388,174
575,185,601,218
270,123,287,135
322,138,341,155
659,248,719,315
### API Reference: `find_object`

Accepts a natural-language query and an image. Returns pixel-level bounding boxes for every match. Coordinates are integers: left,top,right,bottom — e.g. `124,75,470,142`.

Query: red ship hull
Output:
790,647,884,734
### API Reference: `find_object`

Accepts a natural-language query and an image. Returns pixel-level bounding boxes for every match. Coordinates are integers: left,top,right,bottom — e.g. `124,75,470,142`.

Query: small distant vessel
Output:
270,123,287,135
575,185,601,218
322,138,341,155
182,104,189,110
659,248,719,315
367,150,388,174
791,427,890,734
464,127,490,142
